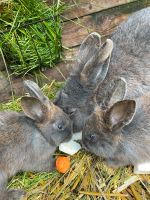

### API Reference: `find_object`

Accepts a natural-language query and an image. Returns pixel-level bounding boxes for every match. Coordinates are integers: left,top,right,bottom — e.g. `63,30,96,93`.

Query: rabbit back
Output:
97,7,150,102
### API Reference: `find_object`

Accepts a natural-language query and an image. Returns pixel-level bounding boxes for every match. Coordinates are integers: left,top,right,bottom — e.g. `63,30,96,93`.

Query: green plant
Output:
0,0,64,76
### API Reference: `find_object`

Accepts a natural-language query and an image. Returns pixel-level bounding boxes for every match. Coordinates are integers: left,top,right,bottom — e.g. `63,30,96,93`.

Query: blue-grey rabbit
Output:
82,78,150,168
0,80,72,200
55,7,150,133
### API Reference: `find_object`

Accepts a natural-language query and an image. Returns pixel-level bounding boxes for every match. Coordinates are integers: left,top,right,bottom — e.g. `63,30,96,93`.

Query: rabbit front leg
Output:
22,152,56,173
0,171,7,190
0,189,25,200
106,156,130,168
0,171,25,200
39,156,56,172
22,136,56,173
106,158,122,168
46,156,56,171
29,155,56,172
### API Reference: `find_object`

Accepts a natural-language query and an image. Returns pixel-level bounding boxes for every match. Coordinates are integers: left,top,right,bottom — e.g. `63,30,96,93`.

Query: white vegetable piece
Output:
134,162,150,174
59,140,81,155
59,132,82,155
72,131,82,141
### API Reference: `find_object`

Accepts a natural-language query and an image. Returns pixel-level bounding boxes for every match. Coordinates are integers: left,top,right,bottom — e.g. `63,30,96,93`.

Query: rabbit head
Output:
82,78,136,158
23,80,72,146
55,33,113,133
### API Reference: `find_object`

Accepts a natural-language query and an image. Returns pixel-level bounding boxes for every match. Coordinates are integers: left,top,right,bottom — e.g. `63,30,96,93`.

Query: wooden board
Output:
63,0,137,20
62,14,129,48
62,0,148,48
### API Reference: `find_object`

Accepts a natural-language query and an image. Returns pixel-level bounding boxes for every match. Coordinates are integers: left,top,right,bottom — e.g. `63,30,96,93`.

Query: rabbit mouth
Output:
81,141,87,149
63,132,73,143
82,141,90,151
82,142,96,155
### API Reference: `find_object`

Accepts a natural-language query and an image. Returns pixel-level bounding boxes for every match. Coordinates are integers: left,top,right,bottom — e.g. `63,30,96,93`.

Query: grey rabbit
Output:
0,80,72,200
82,78,150,168
54,7,150,133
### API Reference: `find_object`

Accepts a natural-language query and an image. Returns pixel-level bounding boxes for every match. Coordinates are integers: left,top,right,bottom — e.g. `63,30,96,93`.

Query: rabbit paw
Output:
43,157,56,172
49,157,56,171
106,158,121,169
7,189,25,200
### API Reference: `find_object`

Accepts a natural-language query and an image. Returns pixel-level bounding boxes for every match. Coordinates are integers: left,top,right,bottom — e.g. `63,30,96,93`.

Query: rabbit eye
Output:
89,133,96,142
57,124,64,131
69,108,77,116
54,121,65,131
69,111,75,116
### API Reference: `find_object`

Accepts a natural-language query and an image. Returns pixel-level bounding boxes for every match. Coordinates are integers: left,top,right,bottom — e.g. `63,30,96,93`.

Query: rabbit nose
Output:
65,126,72,139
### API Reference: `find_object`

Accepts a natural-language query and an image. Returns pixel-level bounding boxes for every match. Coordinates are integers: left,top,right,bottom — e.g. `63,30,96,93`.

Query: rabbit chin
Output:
52,131,72,146
62,131,73,143
82,140,115,159
82,140,99,156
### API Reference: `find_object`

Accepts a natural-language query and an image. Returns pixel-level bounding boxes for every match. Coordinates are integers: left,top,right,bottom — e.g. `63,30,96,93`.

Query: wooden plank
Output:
63,47,78,61
63,0,137,20
62,14,129,48
62,1,148,48
12,60,74,98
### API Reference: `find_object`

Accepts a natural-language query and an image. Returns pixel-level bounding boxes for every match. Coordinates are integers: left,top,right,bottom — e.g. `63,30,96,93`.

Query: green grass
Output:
0,81,149,200
0,0,64,76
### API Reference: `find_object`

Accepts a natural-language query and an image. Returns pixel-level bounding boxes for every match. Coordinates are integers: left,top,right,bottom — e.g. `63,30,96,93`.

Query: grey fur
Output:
0,81,72,200
54,8,150,133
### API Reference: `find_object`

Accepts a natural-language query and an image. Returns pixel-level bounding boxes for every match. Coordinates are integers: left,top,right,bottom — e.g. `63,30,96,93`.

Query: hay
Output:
9,151,150,199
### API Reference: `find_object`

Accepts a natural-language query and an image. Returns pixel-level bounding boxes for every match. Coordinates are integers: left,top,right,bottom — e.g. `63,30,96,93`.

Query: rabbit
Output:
54,7,150,134
82,78,150,168
0,80,72,200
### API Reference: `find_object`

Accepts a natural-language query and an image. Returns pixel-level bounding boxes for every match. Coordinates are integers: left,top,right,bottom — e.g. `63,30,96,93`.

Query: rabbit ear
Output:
23,80,49,105
105,100,136,130
79,39,113,87
95,78,127,109
74,32,101,75
21,96,49,123
108,77,127,106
